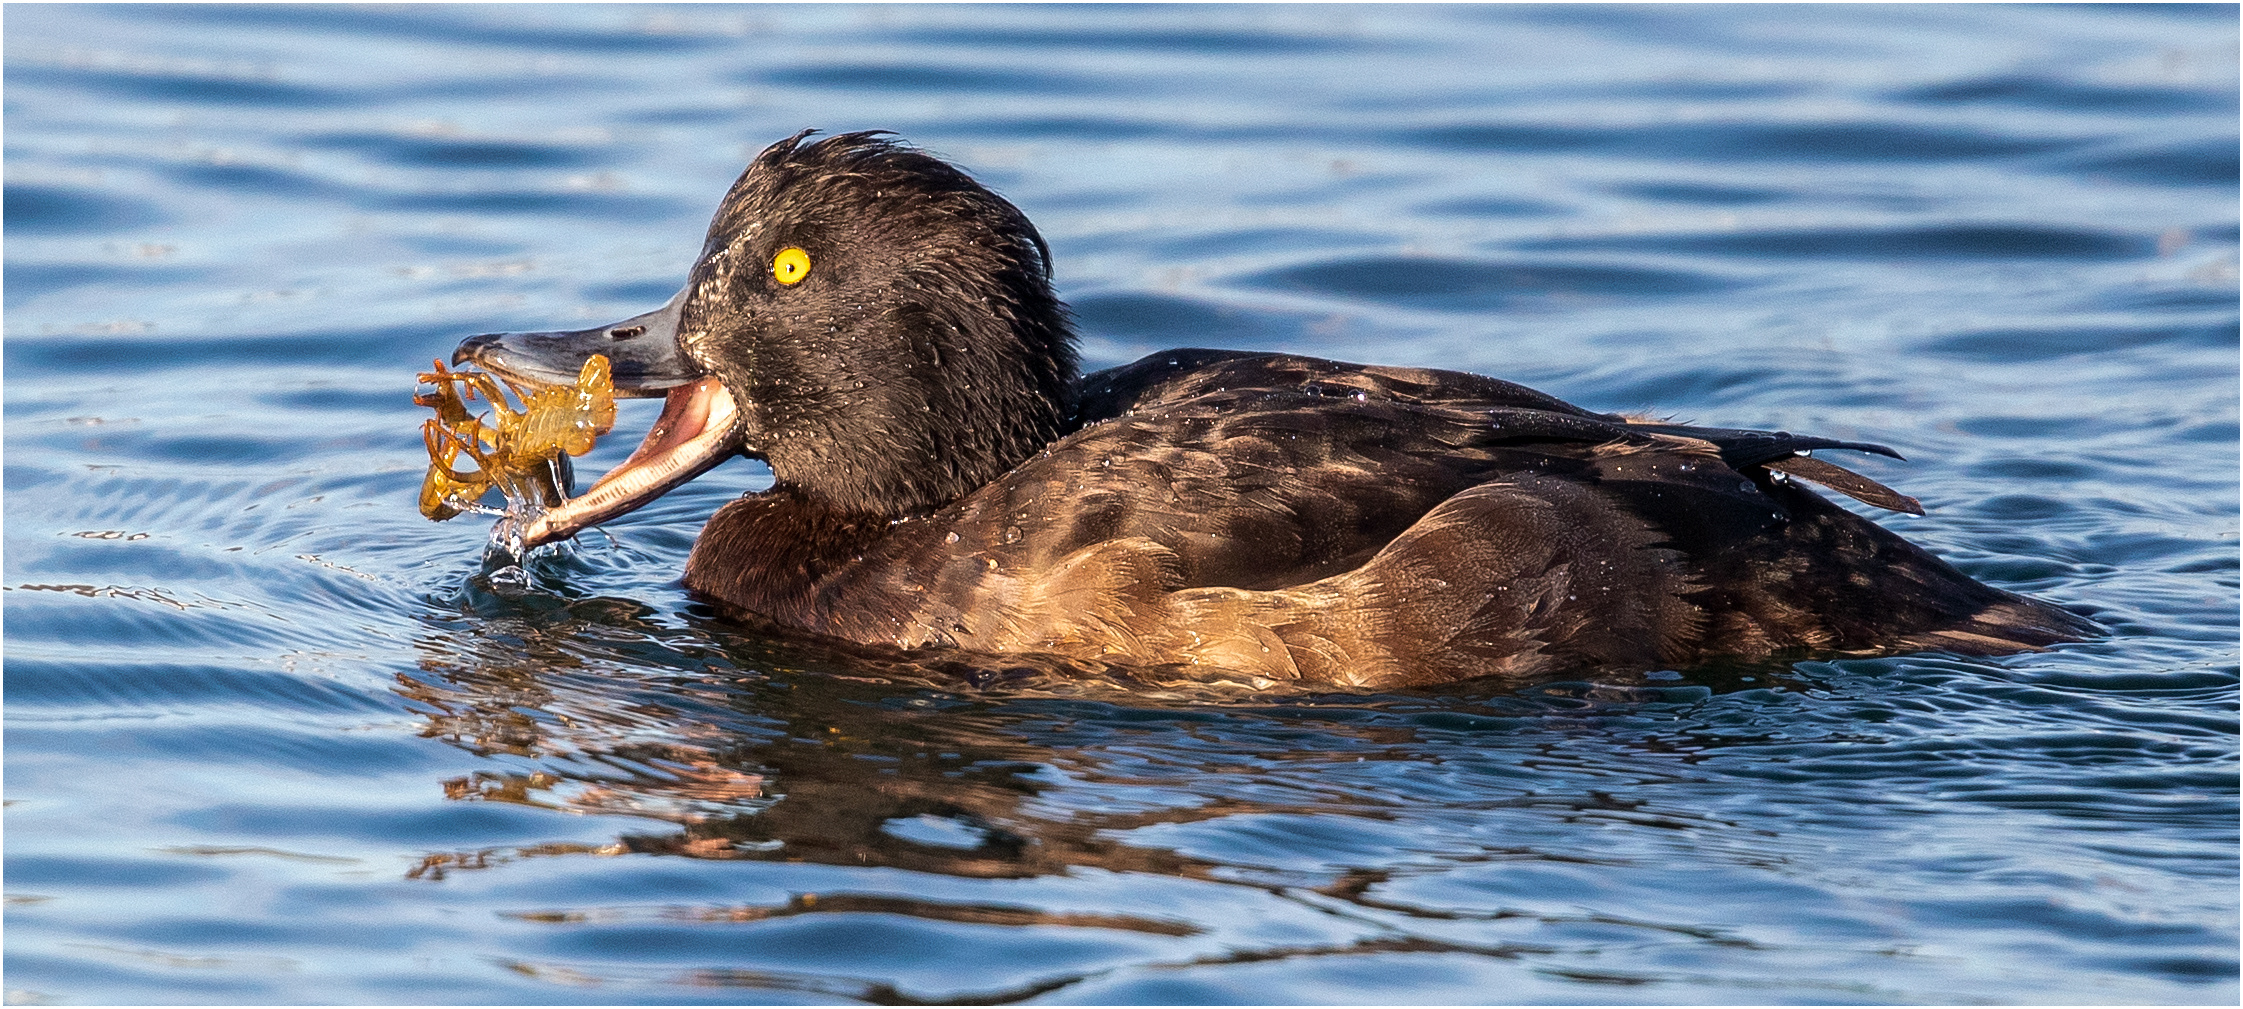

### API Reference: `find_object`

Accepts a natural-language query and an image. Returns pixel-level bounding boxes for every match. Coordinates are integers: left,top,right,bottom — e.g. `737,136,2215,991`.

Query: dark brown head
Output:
685,131,1077,515
454,131,1078,544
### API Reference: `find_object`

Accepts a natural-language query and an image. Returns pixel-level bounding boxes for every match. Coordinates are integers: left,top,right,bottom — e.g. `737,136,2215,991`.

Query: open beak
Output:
451,287,745,549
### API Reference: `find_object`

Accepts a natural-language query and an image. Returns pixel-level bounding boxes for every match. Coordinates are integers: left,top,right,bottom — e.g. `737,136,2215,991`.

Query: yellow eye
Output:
771,246,811,285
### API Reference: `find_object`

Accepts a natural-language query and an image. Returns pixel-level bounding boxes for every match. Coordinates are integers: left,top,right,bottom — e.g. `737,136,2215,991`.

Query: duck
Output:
451,130,2095,689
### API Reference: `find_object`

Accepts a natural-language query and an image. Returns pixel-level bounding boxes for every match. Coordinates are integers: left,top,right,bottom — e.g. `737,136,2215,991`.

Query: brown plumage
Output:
455,132,2095,690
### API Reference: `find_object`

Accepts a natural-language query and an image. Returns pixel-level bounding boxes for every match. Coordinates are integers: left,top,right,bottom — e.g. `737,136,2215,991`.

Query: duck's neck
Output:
682,485,900,629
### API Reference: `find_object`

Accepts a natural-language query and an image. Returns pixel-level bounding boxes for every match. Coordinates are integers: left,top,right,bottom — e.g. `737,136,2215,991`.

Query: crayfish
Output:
415,355,616,524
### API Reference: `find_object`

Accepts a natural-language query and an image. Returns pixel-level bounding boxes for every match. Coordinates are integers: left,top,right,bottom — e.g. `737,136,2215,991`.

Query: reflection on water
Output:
379,566,2237,1001
396,594,1849,1000
4,2,2235,1004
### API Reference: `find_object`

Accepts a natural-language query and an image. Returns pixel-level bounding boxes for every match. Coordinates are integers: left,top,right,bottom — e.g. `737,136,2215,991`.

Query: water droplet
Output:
944,531,959,544
486,564,530,597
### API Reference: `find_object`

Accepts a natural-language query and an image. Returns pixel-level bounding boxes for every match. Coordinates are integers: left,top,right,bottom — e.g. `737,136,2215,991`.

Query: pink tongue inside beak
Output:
519,377,742,549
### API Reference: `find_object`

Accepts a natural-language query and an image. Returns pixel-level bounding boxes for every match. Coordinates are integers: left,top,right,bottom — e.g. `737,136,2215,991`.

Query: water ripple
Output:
3,185,169,235
1244,256,1737,311
2,4,2233,1005
1520,224,2154,261
1409,119,2081,163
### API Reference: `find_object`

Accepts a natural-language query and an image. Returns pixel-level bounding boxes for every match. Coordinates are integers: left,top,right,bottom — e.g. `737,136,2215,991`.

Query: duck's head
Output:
454,131,1078,549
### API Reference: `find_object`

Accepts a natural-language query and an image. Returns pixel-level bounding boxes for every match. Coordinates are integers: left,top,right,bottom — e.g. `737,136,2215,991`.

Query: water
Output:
5,4,2236,1003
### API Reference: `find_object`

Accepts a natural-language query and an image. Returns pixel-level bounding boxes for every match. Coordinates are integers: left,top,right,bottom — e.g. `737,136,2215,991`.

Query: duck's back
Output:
687,350,2092,686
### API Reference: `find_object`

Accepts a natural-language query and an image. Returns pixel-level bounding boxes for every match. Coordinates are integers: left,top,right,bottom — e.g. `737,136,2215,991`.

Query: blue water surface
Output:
5,4,2237,1004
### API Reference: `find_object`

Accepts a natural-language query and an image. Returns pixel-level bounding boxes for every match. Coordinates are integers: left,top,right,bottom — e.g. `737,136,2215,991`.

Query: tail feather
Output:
1688,480,2099,660
1894,594,2101,655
